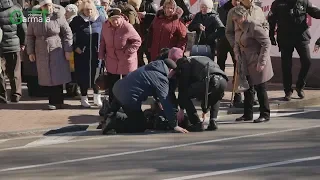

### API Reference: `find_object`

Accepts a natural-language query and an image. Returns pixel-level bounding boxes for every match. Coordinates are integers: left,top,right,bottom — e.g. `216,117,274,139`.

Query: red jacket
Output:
147,7,188,61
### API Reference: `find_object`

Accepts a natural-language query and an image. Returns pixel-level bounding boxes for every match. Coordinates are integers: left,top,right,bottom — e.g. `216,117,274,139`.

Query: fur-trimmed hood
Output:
32,4,65,18
156,6,183,20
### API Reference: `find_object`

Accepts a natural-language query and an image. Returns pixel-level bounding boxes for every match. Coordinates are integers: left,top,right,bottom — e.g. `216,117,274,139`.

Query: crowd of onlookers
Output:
1,0,320,133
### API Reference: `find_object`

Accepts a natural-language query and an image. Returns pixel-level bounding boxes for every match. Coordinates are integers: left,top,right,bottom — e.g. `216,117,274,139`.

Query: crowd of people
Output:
1,0,320,134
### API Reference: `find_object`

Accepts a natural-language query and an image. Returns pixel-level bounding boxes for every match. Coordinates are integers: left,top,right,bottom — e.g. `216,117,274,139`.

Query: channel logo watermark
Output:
9,9,50,25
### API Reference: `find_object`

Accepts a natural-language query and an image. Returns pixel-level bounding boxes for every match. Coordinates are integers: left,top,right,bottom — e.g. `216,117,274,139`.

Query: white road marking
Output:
163,156,320,180
0,139,8,144
24,136,76,147
0,125,319,173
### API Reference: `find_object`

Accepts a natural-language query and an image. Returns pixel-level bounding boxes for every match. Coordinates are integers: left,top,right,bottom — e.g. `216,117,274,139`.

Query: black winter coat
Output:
188,11,225,46
139,0,158,36
268,0,320,45
218,0,234,26
69,15,104,89
0,0,27,53
176,56,228,110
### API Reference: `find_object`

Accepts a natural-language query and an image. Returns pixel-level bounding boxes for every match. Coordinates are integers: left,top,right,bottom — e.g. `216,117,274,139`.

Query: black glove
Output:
270,36,277,46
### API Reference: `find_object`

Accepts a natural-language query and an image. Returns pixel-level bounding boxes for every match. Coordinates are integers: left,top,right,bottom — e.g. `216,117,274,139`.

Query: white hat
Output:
39,0,53,7
200,0,213,9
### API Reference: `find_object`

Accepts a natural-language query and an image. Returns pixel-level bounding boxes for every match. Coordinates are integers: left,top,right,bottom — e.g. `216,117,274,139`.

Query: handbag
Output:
190,30,213,59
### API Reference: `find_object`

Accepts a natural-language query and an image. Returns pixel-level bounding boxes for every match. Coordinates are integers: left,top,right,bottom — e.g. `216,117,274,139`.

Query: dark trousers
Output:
25,76,48,97
216,37,242,102
184,76,227,124
169,78,178,110
137,40,151,67
106,98,147,133
280,42,311,93
79,85,99,96
0,52,22,99
243,81,270,119
46,85,64,105
106,72,126,102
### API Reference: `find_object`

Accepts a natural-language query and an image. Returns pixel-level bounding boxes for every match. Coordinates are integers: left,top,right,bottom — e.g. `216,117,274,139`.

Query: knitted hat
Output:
65,4,78,14
200,0,213,9
128,0,142,9
39,0,52,7
168,47,184,62
107,8,122,18
163,58,177,70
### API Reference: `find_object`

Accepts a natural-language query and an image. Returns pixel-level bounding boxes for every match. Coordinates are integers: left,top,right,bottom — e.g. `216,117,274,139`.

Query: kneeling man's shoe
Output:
206,119,218,131
187,122,204,132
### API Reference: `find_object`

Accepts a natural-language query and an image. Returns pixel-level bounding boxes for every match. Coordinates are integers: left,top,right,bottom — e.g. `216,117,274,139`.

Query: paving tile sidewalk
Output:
1,56,320,136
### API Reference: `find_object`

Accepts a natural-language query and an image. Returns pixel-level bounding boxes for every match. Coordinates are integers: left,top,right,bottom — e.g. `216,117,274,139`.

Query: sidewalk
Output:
1,56,320,137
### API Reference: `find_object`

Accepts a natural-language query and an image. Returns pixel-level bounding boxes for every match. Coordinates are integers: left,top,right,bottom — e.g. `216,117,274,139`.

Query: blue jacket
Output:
113,60,177,128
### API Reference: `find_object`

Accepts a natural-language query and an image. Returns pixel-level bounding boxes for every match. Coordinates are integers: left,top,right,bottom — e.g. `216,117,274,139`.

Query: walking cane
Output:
229,61,238,108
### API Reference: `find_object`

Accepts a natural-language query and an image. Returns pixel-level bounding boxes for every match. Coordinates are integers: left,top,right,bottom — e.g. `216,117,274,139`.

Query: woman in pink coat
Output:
99,8,142,102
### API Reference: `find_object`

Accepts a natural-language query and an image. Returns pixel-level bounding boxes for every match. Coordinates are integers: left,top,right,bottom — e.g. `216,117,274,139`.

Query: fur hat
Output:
200,0,213,9
168,47,184,62
128,0,142,9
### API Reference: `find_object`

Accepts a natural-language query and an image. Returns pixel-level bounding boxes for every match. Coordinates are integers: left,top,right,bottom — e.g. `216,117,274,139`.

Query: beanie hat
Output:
168,47,184,62
39,0,52,7
128,0,142,9
200,0,213,9
163,58,177,70
65,4,78,14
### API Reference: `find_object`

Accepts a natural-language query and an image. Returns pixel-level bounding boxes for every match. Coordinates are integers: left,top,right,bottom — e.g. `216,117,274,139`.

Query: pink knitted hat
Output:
168,47,184,62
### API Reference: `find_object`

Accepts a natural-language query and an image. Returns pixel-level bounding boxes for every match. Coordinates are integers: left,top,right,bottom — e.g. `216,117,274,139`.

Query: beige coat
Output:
234,18,273,85
226,4,269,48
27,5,73,86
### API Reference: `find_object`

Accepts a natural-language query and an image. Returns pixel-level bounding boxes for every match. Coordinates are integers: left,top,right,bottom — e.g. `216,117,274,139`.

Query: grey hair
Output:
232,5,249,18
65,4,78,14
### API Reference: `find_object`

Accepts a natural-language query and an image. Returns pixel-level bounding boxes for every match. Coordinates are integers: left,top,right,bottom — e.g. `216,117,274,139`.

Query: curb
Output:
224,96,320,115
1,97,320,140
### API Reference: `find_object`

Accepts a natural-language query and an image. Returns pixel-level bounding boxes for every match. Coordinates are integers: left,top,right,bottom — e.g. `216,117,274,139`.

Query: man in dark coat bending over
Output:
101,59,189,134
174,56,228,132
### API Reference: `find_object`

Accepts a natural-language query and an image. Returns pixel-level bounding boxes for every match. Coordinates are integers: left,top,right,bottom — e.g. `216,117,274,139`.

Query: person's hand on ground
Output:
174,126,189,133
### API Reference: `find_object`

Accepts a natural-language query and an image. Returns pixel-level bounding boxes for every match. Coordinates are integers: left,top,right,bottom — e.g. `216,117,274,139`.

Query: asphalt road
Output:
0,108,319,180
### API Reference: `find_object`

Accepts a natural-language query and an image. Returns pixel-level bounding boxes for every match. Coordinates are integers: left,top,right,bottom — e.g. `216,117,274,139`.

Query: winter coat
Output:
99,16,141,75
188,11,225,46
234,18,273,85
147,7,187,61
0,0,27,53
218,0,234,26
113,60,176,128
139,0,158,37
70,14,104,89
96,6,107,22
226,4,269,48
176,56,228,111
26,4,73,86
118,2,141,35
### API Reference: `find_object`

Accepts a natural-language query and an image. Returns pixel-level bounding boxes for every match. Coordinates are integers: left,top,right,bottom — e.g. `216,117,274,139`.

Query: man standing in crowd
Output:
268,0,320,101
0,0,27,103
101,59,189,134
175,56,228,132
217,0,242,107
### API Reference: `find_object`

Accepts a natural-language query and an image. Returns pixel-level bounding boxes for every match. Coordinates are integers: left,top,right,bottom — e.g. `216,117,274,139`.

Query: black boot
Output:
296,89,305,99
186,122,204,132
284,91,293,101
206,119,218,131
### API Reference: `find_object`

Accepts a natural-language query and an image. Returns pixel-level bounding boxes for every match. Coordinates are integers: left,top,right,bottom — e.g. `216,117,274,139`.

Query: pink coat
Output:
99,17,142,75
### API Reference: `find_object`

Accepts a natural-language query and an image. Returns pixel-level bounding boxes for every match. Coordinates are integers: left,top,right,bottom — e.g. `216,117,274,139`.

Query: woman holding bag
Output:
232,5,273,123
187,0,225,59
